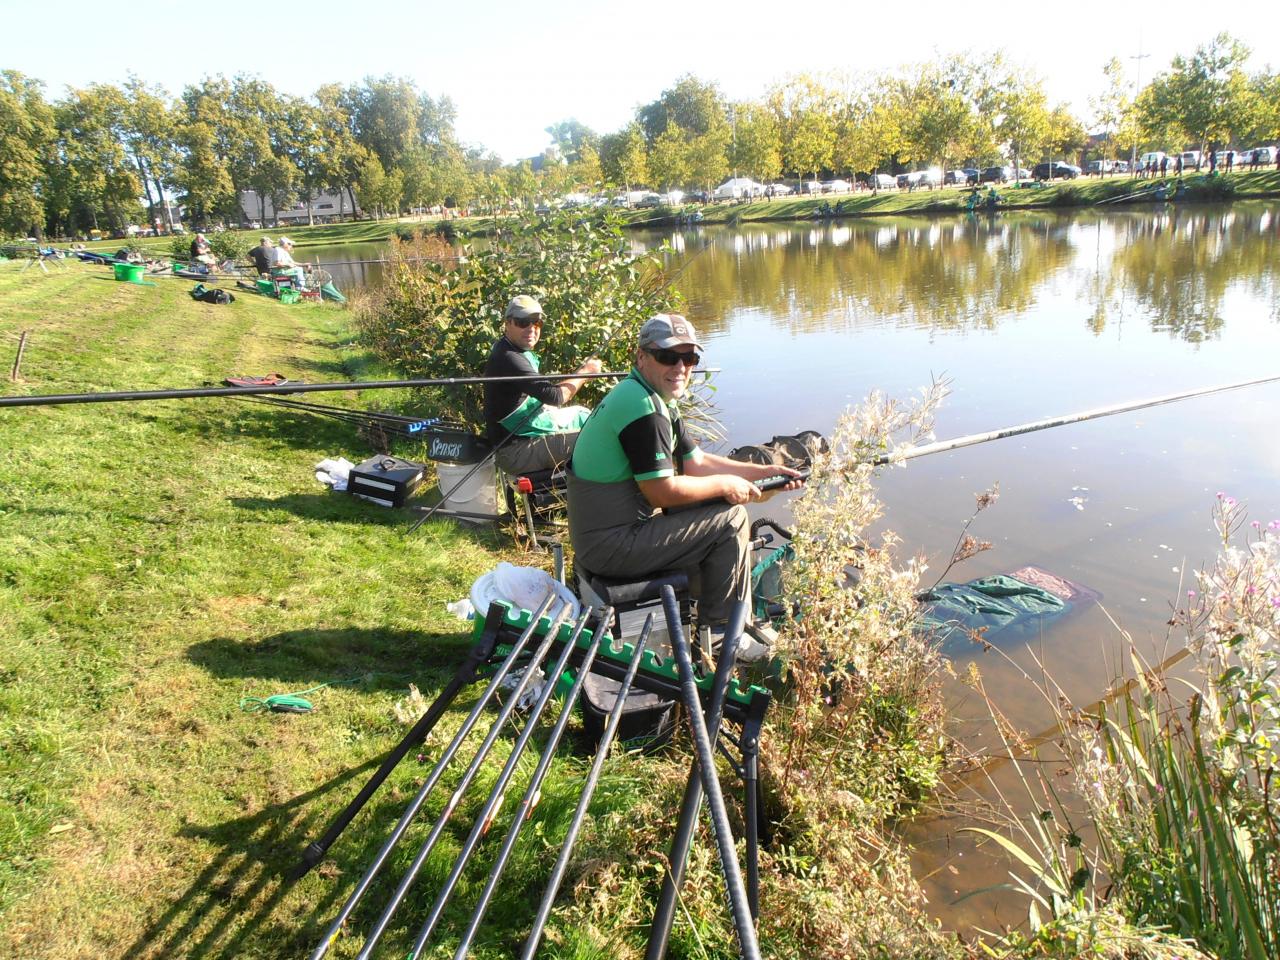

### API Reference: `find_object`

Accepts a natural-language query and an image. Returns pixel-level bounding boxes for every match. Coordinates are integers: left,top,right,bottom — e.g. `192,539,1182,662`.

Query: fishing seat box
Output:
348,455,425,508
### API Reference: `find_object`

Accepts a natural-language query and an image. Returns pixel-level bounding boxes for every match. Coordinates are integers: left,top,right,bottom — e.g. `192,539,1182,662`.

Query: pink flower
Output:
1188,590,1197,599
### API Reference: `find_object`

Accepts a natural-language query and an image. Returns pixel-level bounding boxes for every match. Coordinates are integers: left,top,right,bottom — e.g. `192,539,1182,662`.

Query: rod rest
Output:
476,600,770,727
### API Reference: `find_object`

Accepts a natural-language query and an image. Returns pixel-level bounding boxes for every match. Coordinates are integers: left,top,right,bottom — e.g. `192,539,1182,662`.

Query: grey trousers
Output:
495,432,578,476
571,502,751,624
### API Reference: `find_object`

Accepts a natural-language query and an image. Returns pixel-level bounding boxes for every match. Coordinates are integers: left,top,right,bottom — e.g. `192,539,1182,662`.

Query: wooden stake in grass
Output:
10,330,27,382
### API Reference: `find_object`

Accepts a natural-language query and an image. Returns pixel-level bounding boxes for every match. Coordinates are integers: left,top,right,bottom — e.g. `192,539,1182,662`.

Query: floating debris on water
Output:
1068,497,1086,511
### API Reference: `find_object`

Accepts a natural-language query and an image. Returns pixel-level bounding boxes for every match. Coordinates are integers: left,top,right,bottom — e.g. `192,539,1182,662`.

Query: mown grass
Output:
0,259,631,958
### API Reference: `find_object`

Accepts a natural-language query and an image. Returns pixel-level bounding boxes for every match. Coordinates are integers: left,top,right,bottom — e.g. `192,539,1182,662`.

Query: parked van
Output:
1179,151,1202,169
869,173,896,190
1247,146,1276,165
1138,151,1166,171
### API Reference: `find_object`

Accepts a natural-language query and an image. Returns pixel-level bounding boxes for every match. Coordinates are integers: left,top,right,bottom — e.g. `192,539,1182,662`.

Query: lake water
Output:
312,203,1280,930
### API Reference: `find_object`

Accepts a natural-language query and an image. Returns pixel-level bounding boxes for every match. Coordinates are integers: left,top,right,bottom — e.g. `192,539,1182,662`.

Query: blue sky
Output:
5,0,1278,162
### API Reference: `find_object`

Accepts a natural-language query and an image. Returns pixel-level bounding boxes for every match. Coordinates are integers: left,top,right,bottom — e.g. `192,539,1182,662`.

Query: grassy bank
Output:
0,259,959,959
0,260,515,957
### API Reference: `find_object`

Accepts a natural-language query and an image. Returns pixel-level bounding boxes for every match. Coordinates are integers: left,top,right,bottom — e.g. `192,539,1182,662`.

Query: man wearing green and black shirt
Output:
483,295,602,476
567,314,803,626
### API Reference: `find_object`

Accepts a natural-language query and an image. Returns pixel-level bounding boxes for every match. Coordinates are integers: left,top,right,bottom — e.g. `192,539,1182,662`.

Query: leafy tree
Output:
545,119,596,163
648,122,689,190
769,75,836,181
901,62,979,174
122,76,179,232
1244,70,1280,143
355,154,391,218
570,142,602,193
1045,104,1087,162
48,85,141,236
173,119,235,226
728,102,782,183
994,75,1051,175
600,123,648,191
835,87,902,188
0,71,54,237
638,74,728,142
1090,58,1129,162
685,127,731,191
1141,33,1256,153
313,83,366,217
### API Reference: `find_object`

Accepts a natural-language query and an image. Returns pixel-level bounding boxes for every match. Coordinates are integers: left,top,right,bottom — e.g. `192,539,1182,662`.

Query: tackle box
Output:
348,455,425,508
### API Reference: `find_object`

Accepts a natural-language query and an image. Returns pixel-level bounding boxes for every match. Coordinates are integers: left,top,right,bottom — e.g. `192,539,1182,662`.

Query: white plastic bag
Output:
470,562,579,620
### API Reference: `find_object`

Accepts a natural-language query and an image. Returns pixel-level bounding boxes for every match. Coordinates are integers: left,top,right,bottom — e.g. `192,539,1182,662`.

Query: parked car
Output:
945,169,978,185
1138,151,1166,171
803,181,823,194
1179,151,1202,169
869,173,897,190
1112,160,1130,173
1032,161,1082,180
1086,160,1115,175
766,183,793,196
1246,146,1276,165
980,165,1014,184
896,171,927,189
1211,149,1238,167
635,192,663,208
823,179,851,194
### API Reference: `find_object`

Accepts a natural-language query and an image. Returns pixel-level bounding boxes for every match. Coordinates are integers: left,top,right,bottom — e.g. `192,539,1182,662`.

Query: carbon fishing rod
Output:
451,608,612,959
0,371,643,409
352,610,569,959
518,614,653,960
872,374,1280,466
290,607,521,882
645,601,748,960
401,607,602,960
309,594,563,960
664,587,762,960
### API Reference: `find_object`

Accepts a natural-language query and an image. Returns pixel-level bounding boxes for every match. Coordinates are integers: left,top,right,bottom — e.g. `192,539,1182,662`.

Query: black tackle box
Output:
348,455,425,508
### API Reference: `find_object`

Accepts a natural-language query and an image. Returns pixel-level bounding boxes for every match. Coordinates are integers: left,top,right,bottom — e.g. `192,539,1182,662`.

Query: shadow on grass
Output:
187,626,471,687
120,755,385,960
139,633,507,959
228,492,411,525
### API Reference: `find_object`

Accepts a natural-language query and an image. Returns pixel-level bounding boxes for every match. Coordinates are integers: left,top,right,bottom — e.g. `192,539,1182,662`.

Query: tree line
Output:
1,32,1276,239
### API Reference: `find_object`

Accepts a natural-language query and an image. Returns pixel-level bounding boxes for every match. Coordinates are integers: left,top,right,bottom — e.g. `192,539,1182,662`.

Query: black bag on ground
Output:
190,283,235,304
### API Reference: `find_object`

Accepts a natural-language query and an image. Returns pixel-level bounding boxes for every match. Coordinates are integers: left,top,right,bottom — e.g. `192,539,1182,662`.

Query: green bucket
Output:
278,288,301,304
113,262,145,283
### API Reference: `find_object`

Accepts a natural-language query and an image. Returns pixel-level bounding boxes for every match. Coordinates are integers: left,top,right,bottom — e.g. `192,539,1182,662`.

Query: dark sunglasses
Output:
646,347,701,367
509,314,543,329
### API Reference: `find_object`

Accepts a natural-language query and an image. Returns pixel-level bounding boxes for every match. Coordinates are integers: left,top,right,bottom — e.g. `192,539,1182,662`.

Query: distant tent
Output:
713,177,763,200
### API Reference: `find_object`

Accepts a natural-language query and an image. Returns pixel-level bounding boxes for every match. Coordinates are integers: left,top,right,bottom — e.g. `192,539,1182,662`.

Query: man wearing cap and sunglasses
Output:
482,295,603,475
567,313,804,632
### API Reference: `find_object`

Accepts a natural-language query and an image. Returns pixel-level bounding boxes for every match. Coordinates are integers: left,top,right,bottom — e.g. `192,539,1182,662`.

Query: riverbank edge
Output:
74,170,1280,254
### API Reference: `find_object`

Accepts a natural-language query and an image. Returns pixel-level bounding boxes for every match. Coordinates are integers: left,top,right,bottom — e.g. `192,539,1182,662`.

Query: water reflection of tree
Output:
1084,205,1280,342
637,204,1278,344
651,216,1078,336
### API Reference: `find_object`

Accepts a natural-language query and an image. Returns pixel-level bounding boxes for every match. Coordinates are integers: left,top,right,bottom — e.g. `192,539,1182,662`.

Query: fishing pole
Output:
291,611,513,881
664,587,762,960
353,611,568,959
0,371,641,409
450,607,611,960
872,374,1280,466
403,607,602,959
518,615,653,960
645,602,749,960
309,594,562,960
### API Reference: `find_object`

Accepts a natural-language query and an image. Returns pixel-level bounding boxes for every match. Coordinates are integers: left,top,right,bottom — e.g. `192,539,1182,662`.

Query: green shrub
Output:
354,208,676,429
167,230,250,263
